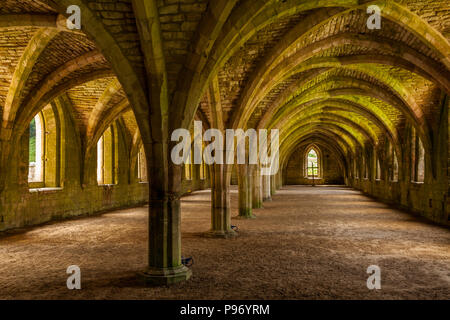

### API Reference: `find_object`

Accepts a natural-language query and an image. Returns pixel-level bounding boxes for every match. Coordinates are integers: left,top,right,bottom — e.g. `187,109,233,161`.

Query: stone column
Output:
237,164,255,218
276,170,283,190
262,174,272,201
192,163,201,190
252,165,262,209
141,142,191,285
270,174,276,196
206,162,236,238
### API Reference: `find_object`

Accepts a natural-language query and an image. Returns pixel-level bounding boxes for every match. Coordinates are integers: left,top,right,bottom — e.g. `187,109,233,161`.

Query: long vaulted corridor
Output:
1,186,448,300
1,0,450,302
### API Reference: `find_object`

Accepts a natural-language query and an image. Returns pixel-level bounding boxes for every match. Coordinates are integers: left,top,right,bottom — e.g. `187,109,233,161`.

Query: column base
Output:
139,265,192,286
263,197,272,202
203,229,237,238
252,202,263,209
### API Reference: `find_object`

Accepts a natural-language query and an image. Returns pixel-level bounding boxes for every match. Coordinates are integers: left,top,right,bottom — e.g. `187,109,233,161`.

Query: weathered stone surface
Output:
0,0,449,289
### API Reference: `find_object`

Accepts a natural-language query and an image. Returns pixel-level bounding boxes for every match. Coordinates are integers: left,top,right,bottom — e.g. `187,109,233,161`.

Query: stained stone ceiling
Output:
0,0,448,164
0,0,139,149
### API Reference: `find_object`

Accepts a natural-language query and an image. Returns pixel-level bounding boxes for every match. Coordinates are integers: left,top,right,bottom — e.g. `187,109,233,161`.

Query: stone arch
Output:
2,28,59,132
177,0,450,135
40,0,151,149
281,136,348,175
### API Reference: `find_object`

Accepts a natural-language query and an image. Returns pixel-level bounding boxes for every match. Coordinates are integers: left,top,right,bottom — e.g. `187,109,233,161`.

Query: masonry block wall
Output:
348,98,449,226
0,106,144,231
0,101,209,232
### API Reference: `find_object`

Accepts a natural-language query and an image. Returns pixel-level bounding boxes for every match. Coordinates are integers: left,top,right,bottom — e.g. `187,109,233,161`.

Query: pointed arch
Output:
304,145,322,179
2,28,59,136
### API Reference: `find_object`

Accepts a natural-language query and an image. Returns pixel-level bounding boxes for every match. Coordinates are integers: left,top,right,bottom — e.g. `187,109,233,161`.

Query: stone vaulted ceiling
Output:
0,0,449,169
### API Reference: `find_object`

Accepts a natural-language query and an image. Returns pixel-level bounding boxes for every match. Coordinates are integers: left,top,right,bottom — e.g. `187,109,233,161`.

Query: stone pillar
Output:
237,164,255,218
252,165,262,209
276,171,283,189
262,174,271,201
259,171,264,204
141,143,191,285
192,163,201,190
205,162,236,238
270,174,276,196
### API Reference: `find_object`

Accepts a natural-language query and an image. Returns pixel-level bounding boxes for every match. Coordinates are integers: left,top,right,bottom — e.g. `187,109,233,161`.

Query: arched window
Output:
375,157,381,180
184,163,191,180
28,113,44,183
417,139,425,182
305,148,320,178
137,145,148,183
97,136,104,185
388,142,399,182
200,161,206,180
411,127,425,183
97,126,118,185
184,146,193,180
28,105,63,189
199,142,206,180
392,151,399,182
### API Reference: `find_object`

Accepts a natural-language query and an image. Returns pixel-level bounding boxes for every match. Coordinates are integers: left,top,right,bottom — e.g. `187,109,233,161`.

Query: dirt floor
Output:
0,185,449,299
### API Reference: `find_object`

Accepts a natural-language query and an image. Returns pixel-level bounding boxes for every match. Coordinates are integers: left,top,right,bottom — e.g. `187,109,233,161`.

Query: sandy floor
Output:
0,185,449,300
